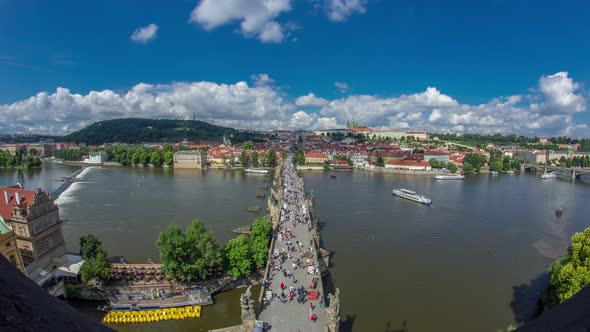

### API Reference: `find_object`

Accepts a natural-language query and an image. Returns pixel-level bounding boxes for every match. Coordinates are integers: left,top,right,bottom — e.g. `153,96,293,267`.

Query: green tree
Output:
323,160,331,171
156,220,221,282
251,151,260,167
139,152,149,166
251,217,272,269
131,151,141,165
429,158,440,168
502,156,512,171
151,151,163,167
295,149,305,165
164,151,174,166
186,219,222,278
463,162,475,174
229,154,236,168
241,141,255,150
544,227,590,308
265,149,277,167
239,151,251,167
376,156,385,168
223,235,252,278
446,162,458,174
80,247,112,286
80,234,103,260
490,160,504,172
464,154,486,173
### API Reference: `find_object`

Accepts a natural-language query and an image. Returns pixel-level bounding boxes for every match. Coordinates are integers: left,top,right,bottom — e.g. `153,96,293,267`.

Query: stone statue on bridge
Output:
240,286,256,320
326,288,341,325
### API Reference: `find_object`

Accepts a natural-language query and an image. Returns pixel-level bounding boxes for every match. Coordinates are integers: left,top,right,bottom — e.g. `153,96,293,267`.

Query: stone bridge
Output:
522,164,590,179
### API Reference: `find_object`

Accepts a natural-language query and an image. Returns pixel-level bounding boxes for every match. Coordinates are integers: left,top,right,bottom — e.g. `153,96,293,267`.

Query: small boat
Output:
245,168,269,174
555,208,564,217
434,174,465,180
541,172,557,179
256,193,265,198
248,205,261,212
97,305,110,312
392,188,432,205
330,175,337,179
491,171,499,176
506,170,515,174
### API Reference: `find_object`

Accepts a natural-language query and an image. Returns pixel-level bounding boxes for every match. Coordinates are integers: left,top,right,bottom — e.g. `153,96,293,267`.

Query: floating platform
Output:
102,306,201,324
248,205,261,212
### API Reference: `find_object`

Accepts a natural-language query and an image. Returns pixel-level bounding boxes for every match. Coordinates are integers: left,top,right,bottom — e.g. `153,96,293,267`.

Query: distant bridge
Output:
522,164,590,179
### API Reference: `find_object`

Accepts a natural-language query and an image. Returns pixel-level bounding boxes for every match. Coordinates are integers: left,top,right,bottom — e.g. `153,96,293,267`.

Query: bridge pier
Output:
571,169,576,180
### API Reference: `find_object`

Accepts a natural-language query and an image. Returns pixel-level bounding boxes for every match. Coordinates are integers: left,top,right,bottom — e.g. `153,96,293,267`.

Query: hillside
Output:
63,118,263,145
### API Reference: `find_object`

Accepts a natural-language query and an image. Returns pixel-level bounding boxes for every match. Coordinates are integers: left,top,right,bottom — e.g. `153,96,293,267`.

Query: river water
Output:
1,164,589,331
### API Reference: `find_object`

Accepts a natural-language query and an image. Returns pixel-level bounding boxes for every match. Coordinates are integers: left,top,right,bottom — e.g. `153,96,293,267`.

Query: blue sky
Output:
1,0,589,136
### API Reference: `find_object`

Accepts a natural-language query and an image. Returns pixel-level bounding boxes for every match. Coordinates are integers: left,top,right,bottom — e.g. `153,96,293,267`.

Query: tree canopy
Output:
80,234,102,260
79,234,111,286
223,235,253,278
544,227,590,308
250,217,272,270
156,220,221,282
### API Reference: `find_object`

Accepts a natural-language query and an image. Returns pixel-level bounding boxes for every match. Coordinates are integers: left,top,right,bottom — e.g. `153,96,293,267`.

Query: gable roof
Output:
0,184,38,220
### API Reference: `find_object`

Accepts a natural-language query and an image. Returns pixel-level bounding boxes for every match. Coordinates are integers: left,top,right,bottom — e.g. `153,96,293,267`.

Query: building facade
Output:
0,185,67,268
305,152,328,164
173,150,207,168
385,160,432,171
88,151,108,164
0,220,25,274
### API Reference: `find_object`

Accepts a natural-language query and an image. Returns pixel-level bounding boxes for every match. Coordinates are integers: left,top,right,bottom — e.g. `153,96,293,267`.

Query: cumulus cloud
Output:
190,0,291,43
315,72,587,136
130,24,159,43
334,81,349,92
251,73,275,87
295,93,329,107
0,72,588,137
321,0,368,22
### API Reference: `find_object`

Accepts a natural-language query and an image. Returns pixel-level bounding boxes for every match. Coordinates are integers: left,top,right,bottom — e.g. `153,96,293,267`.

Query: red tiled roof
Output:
0,184,38,220
305,152,328,158
386,160,430,166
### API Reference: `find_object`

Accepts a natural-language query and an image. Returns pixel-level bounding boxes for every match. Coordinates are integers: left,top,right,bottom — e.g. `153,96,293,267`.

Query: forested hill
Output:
63,118,263,145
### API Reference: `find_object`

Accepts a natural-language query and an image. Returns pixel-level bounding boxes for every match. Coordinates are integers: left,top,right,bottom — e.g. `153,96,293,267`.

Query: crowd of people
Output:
261,155,323,324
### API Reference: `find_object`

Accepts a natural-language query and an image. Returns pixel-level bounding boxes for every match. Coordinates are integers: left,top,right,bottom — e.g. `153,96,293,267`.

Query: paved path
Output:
258,156,326,331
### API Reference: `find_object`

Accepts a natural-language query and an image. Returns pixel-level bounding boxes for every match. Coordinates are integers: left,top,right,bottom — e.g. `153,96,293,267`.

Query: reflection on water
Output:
304,170,590,331
2,165,590,331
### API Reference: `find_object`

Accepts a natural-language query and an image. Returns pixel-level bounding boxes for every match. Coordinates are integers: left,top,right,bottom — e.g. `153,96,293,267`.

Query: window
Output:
5,241,10,248
9,255,16,266
44,237,54,250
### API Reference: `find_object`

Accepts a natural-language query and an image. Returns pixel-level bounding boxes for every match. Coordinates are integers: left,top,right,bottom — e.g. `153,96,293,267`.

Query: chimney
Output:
15,191,20,204
3,191,8,204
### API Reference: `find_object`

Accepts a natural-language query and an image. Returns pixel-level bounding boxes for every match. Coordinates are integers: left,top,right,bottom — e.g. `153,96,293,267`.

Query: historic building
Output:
0,184,69,297
0,219,25,274
173,150,208,168
0,184,67,268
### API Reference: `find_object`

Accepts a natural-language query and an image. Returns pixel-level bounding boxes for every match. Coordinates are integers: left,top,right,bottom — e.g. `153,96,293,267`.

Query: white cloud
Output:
251,73,275,87
0,72,588,137
295,93,329,107
190,0,291,43
130,24,159,43
321,0,368,22
334,81,349,92
539,71,586,114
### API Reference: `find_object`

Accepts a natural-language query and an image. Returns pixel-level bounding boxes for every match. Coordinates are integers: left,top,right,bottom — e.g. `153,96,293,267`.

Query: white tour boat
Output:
392,188,432,205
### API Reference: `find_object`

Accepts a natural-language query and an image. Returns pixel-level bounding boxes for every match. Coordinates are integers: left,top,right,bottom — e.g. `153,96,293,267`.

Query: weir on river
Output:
255,154,340,331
